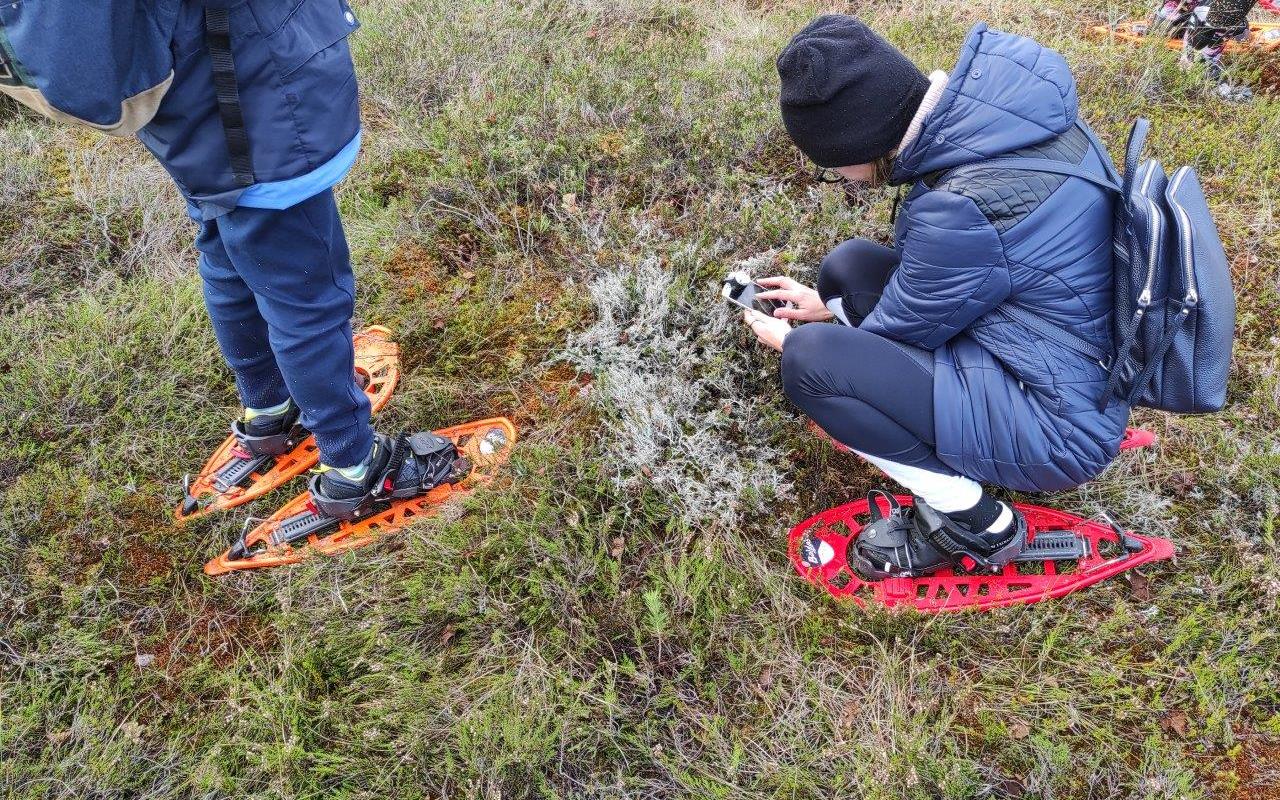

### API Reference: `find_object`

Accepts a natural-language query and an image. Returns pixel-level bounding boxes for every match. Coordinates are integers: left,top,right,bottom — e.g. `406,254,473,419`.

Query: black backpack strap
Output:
951,156,1121,195
204,6,255,187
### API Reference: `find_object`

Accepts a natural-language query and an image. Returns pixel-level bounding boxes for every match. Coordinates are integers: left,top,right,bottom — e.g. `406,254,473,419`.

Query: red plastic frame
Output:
787,496,1174,612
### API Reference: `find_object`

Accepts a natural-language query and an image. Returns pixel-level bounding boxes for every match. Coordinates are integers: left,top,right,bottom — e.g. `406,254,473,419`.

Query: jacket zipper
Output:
1168,167,1199,306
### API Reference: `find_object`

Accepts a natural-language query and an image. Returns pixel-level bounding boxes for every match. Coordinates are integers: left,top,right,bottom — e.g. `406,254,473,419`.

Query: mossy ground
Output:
2,1,1279,797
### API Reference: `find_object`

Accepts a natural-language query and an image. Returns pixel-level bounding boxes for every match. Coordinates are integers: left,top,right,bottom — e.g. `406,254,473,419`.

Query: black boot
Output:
308,432,469,521
849,490,1026,579
231,400,306,457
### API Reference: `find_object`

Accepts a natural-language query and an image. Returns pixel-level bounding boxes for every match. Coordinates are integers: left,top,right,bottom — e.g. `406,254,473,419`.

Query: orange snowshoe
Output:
203,418,517,575
175,326,401,523
1091,19,1280,54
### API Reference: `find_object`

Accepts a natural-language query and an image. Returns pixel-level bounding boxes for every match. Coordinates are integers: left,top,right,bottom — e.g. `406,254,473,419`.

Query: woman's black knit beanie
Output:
777,15,930,167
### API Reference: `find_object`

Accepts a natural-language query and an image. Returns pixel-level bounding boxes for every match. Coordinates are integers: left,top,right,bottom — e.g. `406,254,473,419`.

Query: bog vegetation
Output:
2,1,1279,797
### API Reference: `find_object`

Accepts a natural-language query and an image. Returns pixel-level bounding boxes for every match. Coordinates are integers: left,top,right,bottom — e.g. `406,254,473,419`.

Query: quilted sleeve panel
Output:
861,190,1010,351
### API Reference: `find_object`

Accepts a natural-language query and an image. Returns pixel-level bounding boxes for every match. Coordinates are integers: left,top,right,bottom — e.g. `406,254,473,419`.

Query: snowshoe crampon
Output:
1089,19,1280,53
788,495,1174,612
809,420,1155,454
175,326,401,523
203,418,517,576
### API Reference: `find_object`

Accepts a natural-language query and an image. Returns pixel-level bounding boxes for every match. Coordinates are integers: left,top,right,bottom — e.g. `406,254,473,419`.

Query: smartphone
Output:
721,270,782,316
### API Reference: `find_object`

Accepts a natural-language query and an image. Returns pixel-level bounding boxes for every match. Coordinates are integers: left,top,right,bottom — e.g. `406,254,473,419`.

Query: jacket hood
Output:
890,23,1079,184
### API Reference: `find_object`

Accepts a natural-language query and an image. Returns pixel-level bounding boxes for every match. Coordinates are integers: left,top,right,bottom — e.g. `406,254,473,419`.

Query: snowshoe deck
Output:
788,496,1174,612
203,417,517,575
1090,20,1280,53
175,326,401,523
809,420,1155,454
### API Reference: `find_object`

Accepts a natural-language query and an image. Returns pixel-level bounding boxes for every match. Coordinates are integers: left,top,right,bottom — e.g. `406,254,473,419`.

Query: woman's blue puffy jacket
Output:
862,23,1131,492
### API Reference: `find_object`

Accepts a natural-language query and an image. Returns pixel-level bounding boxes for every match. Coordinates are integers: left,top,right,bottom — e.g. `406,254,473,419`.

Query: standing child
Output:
0,1,462,525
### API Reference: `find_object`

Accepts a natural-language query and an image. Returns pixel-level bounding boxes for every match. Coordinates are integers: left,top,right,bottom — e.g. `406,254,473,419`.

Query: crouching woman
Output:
746,17,1130,579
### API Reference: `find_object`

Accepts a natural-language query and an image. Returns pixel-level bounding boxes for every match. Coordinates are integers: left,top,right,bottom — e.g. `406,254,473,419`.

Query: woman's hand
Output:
743,309,792,353
756,276,833,322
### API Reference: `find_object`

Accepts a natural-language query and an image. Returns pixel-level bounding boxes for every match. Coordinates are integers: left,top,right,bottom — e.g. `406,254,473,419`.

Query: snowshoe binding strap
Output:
913,500,1027,572
307,432,467,521
846,490,946,579
208,415,308,493
230,417,308,458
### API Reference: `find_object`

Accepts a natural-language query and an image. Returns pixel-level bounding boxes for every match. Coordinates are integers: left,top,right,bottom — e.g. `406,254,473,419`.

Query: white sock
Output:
825,297,852,326
988,502,1014,533
853,450,983,513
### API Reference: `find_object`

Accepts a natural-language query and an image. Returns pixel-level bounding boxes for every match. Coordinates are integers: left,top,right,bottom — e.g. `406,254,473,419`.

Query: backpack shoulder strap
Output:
204,6,255,187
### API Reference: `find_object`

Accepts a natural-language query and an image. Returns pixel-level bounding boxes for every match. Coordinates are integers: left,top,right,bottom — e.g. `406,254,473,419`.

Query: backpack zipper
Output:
1118,161,1160,307
1168,167,1199,306
1135,161,1160,308
1137,195,1162,308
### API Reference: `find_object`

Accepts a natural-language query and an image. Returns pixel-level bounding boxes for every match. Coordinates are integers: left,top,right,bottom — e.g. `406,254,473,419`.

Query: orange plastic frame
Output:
175,326,401,523
1090,20,1280,54
203,417,517,575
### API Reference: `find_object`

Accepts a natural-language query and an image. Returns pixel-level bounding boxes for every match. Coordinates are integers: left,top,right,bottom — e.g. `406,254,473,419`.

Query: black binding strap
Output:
204,6,255,187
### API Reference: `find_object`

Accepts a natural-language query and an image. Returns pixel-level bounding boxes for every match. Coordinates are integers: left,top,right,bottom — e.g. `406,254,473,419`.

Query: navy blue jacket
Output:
862,24,1130,492
0,0,361,218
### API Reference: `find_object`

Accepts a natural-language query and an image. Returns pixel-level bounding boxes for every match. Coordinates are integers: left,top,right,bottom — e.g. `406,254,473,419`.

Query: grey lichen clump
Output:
566,255,791,531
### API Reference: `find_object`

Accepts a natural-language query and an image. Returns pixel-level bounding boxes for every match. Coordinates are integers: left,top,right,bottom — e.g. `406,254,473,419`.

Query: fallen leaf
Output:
1128,571,1152,601
758,666,773,690
47,730,72,746
1171,471,1197,492
1161,710,1189,737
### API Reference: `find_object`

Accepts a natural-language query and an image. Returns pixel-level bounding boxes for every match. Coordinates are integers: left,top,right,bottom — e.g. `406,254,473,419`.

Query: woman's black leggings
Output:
781,239,950,473
1189,0,1257,50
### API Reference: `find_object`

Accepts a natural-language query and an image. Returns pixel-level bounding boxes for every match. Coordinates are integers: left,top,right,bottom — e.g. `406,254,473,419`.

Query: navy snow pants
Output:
195,189,374,468
782,239,949,474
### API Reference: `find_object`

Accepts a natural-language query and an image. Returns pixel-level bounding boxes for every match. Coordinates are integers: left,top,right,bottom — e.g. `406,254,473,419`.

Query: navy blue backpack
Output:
974,119,1236,414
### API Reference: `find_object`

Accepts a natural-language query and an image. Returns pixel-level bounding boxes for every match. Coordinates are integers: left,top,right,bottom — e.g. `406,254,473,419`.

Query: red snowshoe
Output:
788,495,1174,612
203,418,516,575
176,326,401,523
